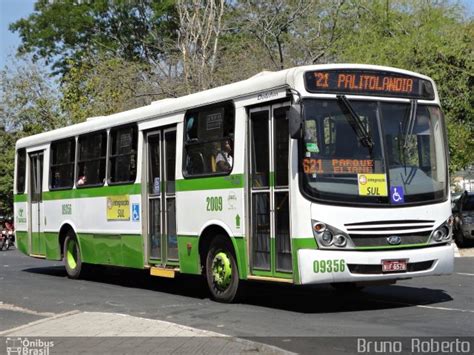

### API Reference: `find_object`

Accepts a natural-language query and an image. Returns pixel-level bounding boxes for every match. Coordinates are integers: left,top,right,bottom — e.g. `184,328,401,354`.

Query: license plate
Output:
382,260,407,273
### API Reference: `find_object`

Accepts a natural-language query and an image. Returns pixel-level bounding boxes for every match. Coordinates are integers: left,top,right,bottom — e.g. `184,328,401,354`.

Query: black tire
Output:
205,237,240,303
63,232,83,279
454,229,465,248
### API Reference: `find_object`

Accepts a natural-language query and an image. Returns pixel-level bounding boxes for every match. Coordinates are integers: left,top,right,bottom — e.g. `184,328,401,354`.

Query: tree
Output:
60,55,160,123
0,57,64,135
177,0,226,93
0,57,64,215
0,127,15,216
331,0,474,173
10,0,178,75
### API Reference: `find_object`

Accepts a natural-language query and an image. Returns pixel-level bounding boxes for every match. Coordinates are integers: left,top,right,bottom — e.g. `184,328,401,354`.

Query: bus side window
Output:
77,131,107,187
183,102,235,177
50,138,75,189
16,148,26,194
109,125,138,184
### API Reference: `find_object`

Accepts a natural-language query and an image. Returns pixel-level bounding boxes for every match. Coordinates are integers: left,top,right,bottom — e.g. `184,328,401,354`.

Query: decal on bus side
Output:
206,196,223,211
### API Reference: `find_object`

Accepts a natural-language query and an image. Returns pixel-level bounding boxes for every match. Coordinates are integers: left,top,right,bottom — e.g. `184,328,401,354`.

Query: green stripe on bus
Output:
176,174,244,192
354,243,430,250
14,194,27,203
42,184,142,200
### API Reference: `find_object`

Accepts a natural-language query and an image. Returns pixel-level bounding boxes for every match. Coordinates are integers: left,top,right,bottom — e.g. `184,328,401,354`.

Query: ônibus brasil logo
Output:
6,337,54,355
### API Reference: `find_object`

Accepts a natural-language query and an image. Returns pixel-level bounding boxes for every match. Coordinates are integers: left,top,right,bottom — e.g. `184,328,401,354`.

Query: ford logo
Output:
387,236,402,245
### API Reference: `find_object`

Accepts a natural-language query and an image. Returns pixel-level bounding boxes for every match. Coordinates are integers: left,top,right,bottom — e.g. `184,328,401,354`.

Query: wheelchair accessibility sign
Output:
132,203,140,222
390,186,405,204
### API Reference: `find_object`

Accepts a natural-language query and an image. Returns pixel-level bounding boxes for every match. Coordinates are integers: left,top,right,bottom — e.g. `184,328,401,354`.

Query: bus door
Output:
249,103,292,278
29,151,45,256
145,127,178,265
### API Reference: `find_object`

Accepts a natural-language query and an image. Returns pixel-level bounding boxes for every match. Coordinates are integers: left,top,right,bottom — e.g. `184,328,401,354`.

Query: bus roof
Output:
16,64,436,150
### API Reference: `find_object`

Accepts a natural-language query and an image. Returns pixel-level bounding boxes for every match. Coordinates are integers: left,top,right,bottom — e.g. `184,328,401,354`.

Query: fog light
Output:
321,230,333,246
334,235,347,247
313,222,326,233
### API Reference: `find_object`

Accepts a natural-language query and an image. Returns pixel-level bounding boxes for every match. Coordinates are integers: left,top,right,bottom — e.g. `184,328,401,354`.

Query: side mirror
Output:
288,104,303,139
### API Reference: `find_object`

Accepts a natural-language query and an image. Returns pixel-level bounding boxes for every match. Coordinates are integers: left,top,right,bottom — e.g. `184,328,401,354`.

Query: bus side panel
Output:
44,232,61,260
79,233,122,266
121,234,145,269
175,179,247,278
15,230,29,255
177,236,201,274
14,199,29,255
230,236,247,279
77,233,143,268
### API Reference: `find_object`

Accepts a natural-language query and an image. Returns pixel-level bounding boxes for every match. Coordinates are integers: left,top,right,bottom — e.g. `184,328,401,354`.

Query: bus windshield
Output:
301,99,447,205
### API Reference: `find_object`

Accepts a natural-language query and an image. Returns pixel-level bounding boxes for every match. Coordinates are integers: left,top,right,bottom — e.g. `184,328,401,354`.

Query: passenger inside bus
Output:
216,139,233,172
77,166,88,186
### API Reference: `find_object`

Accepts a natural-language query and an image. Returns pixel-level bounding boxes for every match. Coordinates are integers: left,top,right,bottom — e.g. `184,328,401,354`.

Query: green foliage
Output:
10,0,178,75
0,58,64,215
332,0,474,173
0,129,15,216
0,58,64,135
60,55,158,123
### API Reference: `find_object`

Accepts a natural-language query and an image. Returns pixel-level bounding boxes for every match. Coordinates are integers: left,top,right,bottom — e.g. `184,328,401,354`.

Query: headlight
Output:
430,221,452,244
311,220,354,249
334,235,348,247
321,230,333,246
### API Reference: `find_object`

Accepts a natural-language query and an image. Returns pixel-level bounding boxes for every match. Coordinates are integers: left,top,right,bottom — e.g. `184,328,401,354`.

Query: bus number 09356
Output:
313,259,346,273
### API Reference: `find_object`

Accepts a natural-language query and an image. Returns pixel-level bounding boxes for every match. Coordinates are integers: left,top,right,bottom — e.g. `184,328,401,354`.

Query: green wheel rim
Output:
211,251,232,290
66,239,78,270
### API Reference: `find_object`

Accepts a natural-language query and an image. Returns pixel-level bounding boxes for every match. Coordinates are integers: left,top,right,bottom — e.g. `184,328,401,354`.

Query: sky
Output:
0,0,35,69
1,0,473,70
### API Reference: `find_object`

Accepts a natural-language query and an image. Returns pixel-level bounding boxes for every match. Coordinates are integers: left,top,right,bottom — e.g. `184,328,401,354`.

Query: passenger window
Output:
77,131,107,187
183,102,234,177
50,138,76,189
16,149,26,193
109,125,138,184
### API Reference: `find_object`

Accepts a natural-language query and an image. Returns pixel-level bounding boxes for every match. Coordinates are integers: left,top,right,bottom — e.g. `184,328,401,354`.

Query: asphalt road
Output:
1,248,473,354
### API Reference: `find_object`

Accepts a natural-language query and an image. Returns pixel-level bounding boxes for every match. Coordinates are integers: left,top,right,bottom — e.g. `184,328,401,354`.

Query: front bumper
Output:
298,244,454,284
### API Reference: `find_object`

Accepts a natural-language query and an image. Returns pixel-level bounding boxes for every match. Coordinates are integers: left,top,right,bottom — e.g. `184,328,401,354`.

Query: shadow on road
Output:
22,263,453,314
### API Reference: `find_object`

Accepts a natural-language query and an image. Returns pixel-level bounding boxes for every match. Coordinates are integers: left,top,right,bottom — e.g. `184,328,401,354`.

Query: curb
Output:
0,310,80,336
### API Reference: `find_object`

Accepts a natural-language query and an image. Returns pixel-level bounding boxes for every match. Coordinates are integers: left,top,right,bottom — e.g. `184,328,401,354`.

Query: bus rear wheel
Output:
205,237,239,303
64,232,83,279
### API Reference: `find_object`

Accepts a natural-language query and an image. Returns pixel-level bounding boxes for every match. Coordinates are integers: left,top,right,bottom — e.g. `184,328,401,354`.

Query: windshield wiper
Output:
403,99,418,150
336,95,374,150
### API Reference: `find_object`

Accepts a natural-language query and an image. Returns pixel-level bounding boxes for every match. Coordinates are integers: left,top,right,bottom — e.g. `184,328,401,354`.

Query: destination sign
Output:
305,69,435,99
303,158,375,175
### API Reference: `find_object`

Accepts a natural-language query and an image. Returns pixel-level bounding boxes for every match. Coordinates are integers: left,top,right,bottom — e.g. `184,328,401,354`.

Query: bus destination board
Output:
305,69,435,99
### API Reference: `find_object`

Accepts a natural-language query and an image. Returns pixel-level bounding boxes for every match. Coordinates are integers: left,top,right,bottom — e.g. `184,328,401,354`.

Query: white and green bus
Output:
14,64,454,302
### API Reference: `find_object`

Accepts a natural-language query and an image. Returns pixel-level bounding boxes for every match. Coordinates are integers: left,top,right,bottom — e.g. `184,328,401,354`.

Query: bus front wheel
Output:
64,232,83,279
205,237,239,303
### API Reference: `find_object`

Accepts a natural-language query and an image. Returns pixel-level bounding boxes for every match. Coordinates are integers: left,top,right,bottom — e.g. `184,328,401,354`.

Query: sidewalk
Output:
0,311,291,354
